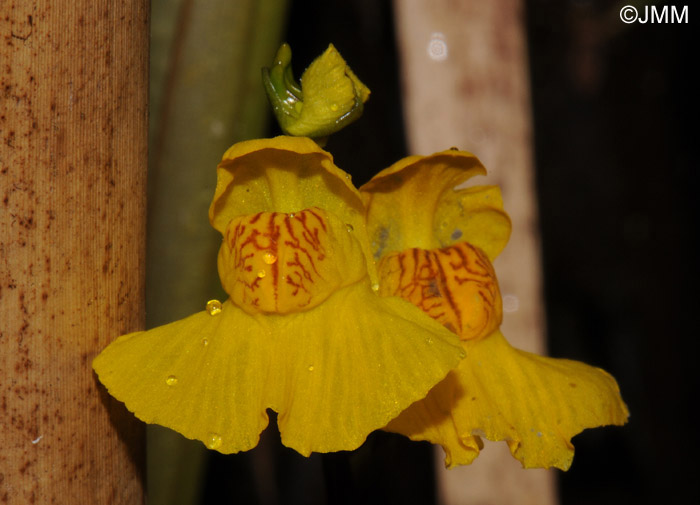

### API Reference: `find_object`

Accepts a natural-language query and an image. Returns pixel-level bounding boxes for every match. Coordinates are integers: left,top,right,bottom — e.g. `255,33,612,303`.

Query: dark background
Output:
201,1,697,503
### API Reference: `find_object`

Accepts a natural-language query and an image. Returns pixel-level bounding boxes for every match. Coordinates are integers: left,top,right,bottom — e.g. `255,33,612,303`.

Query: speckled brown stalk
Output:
0,2,147,503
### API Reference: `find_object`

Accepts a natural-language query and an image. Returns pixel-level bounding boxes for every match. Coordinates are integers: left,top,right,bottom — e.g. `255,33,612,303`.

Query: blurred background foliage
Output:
146,0,695,504
146,1,288,503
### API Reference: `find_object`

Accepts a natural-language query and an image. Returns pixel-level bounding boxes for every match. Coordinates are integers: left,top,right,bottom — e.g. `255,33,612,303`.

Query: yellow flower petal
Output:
389,331,629,470
436,185,512,261
384,371,482,467
293,44,370,137
93,280,463,455
262,44,370,139
361,149,512,261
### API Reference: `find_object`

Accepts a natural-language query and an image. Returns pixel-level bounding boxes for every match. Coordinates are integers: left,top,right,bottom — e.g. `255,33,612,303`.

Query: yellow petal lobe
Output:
293,44,370,137
93,287,464,456
377,243,502,341
387,330,629,470
262,44,370,139
384,371,482,467
361,150,511,260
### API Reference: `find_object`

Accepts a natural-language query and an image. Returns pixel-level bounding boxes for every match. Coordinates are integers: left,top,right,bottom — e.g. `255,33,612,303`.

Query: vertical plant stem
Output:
0,1,148,503
146,1,287,503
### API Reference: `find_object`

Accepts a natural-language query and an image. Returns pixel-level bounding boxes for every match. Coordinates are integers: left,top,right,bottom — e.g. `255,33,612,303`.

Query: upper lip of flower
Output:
360,148,512,261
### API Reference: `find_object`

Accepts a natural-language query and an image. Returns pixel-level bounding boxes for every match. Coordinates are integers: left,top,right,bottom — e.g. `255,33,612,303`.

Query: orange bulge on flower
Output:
93,136,465,457
361,148,629,470
377,242,502,341
218,208,365,315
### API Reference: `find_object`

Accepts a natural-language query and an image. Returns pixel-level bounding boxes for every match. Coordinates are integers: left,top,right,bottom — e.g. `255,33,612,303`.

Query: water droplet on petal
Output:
206,299,222,315
345,223,354,232
308,365,314,372
257,269,266,278
166,375,178,386
426,337,433,345
345,173,351,180
287,213,295,219
206,433,222,450
330,103,339,111
371,282,380,292
202,338,209,347
459,350,466,358
262,252,277,264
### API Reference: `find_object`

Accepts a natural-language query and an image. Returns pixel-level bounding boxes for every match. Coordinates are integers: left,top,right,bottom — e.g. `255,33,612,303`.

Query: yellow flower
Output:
93,136,464,456
361,149,629,470
262,44,370,140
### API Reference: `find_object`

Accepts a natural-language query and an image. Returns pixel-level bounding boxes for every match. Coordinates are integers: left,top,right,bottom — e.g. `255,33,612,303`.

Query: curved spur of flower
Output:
361,149,629,470
93,136,463,457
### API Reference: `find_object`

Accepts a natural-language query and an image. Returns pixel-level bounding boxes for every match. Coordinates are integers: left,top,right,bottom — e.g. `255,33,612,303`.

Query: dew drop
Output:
345,223,354,232
262,252,277,264
166,375,178,386
287,212,295,219
371,282,380,292
330,103,339,111
206,299,222,315
308,365,315,372
426,337,433,345
345,173,351,180
206,433,222,450
459,350,466,358
257,269,266,278
202,338,209,347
